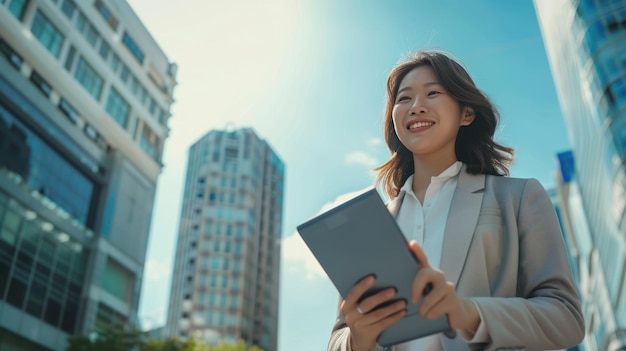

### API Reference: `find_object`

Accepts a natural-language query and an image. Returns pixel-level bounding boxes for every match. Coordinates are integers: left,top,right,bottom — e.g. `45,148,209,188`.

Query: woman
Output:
328,50,584,351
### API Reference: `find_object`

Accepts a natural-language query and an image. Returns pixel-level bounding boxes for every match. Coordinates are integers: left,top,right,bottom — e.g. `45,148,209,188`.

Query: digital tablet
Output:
297,188,452,347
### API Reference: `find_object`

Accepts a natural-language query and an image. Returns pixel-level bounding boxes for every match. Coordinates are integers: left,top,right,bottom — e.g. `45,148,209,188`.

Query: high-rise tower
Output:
166,128,284,351
0,1,176,350
535,0,626,349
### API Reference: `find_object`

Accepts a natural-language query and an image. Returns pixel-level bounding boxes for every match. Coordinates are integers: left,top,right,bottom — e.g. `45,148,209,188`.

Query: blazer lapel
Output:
439,166,486,286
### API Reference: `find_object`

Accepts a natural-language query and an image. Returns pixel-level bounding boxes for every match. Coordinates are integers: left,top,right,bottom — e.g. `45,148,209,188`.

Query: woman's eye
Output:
397,96,410,102
427,91,441,96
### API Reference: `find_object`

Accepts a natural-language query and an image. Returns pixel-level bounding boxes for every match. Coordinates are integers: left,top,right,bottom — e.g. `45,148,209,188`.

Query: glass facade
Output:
0,190,87,334
0,103,97,227
105,87,130,128
74,57,103,100
535,0,626,349
30,10,65,58
7,0,27,20
0,0,177,348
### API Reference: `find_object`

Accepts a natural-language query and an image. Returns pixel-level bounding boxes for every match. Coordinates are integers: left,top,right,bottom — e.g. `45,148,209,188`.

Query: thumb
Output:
408,240,430,268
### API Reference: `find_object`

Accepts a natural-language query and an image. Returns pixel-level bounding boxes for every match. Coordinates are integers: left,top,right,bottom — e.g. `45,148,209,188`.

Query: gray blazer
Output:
328,168,585,351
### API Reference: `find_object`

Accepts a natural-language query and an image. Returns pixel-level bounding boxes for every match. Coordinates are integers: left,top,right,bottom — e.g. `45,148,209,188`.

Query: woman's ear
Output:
461,107,475,126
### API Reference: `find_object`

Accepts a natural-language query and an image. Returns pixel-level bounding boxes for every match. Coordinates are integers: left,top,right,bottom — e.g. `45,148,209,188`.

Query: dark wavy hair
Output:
375,50,514,199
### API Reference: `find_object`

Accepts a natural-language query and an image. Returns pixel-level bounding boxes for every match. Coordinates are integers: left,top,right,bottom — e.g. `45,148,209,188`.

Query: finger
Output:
358,288,397,313
411,268,441,304
355,300,407,330
420,281,453,318
344,275,375,308
408,240,430,268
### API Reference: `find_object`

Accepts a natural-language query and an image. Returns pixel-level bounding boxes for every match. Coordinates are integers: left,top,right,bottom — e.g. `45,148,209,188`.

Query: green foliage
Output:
66,328,266,351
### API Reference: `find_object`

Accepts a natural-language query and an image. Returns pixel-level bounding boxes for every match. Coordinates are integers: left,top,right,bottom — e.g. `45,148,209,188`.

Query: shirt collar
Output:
399,161,463,196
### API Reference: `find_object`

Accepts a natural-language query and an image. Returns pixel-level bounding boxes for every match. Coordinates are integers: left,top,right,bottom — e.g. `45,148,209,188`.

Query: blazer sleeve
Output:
328,296,392,351
471,178,584,350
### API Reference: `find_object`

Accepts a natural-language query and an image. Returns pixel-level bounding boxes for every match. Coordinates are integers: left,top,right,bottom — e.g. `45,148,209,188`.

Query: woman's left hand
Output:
408,240,481,332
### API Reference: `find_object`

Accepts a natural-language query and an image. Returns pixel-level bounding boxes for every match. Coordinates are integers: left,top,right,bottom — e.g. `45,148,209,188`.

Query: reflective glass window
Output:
109,53,121,73
120,65,130,83
8,0,28,20
105,88,130,127
139,124,159,159
101,258,134,303
30,10,64,58
74,57,103,100
64,45,76,71
0,105,96,225
60,0,76,19
74,11,86,34
94,0,118,30
99,41,110,61
85,25,99,48
122,32,144,64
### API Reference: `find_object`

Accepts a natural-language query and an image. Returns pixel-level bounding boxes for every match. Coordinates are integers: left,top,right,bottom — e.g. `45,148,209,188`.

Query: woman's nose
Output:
409,100,427,114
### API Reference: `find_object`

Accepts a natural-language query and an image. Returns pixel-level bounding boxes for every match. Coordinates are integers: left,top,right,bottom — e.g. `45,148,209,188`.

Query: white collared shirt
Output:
395,161,487,350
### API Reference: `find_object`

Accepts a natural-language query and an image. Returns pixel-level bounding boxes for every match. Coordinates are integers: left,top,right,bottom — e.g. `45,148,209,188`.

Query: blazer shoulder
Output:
486,174,543,192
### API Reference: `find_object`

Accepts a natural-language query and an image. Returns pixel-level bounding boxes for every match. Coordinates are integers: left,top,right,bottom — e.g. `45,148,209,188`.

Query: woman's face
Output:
391,65,473,162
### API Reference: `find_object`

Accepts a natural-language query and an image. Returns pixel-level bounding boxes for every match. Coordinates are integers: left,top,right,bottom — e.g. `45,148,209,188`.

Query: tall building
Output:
0,1,176,350
166,128,284,351
535,0,626,349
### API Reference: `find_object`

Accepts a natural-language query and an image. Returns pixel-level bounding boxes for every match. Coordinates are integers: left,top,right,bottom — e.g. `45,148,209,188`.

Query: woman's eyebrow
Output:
398,82,441,95
397,86,412,95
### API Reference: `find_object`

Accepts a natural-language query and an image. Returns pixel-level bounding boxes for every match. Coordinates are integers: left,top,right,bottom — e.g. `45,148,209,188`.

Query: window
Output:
130,76,140,95
95,303,127,331
139,124,159,160
30,10,65,58
105,88,130,127
158,108,167,124
85,25,99,48
0,105,96,225
101,258,134,303
8,0,28,20
0,39,23,69
99,41,110,61
139,86,148,104
58,98,80,125
149,98,157,116
122,32,144,64
95,0,118,30
64,45,76,71
109,53,121,73
60,0,76,19
30,71,53,97
120,65,130,83
74,11,86,33
74,57,103,100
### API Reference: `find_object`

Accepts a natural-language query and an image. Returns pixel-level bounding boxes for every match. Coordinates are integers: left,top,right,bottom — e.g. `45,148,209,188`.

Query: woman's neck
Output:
411,155,458,199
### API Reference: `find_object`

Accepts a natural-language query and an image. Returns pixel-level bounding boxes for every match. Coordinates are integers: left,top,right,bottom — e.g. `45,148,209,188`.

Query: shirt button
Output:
417,225,422,231
425,202,432,208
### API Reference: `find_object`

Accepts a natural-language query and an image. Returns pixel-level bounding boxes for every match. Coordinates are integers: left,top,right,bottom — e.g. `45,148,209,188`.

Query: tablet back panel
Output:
297,188,451,346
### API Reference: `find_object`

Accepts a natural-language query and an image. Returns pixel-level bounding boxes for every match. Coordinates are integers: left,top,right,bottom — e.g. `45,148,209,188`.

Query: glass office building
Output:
0,1,176,350
535,0,626,349
166,128,284,351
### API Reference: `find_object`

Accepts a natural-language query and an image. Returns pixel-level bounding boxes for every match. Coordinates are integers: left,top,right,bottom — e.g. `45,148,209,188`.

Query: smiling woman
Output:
328,50,584,351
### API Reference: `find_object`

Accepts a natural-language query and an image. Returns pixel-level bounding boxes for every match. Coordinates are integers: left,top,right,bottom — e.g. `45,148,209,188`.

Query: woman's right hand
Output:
340,275,407,351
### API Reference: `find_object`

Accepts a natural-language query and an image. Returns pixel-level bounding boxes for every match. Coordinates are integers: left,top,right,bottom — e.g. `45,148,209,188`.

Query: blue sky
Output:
126,1,571,350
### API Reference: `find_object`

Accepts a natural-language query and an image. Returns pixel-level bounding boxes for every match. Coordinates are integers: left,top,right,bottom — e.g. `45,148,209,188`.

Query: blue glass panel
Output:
0,103,96,226
0,76,100,173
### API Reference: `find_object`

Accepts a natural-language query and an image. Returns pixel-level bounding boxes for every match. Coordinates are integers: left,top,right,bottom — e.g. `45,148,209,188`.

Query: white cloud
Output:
282,234,327,280
145,259,171,283
367,137,383,146
345,151,377,168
